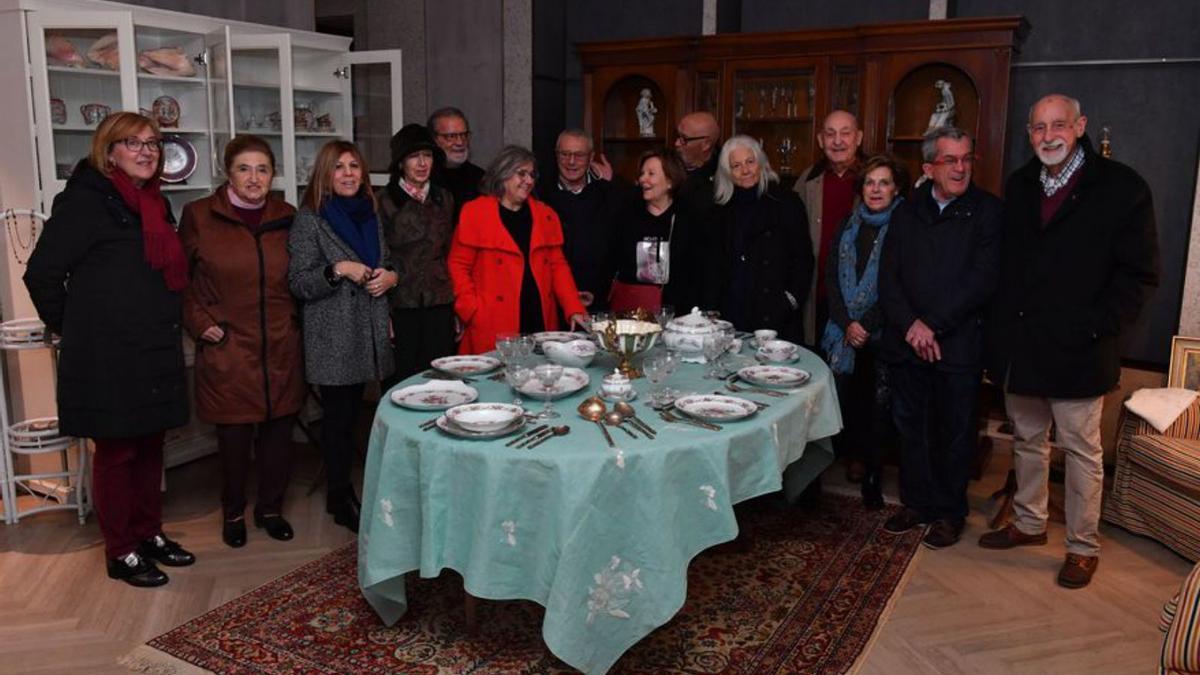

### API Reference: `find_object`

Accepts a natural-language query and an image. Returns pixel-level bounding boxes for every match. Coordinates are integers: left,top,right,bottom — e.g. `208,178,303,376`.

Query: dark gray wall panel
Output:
740,0,929,31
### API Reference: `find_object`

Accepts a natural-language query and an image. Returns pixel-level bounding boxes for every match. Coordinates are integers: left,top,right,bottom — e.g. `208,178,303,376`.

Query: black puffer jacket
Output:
24,160,188,438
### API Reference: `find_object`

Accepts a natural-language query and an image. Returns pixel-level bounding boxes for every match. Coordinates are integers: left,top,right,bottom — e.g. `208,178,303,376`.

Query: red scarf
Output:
109,169,188,291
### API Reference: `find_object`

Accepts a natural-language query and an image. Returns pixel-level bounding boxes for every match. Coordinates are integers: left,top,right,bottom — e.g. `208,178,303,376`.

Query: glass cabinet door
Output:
289,44,349,194
731,67,815,182
204,26,235,185
28,10,137,210
229,33,295,203
341,49,404,187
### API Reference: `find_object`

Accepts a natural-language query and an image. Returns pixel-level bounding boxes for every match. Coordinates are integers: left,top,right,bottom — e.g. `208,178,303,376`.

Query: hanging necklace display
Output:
4,208,48,265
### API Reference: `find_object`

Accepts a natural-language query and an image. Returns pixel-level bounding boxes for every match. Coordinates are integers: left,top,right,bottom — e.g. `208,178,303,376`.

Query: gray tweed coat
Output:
288,206,395,386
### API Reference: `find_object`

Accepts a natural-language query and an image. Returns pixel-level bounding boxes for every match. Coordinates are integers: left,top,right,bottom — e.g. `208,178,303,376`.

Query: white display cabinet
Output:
0,0,403,471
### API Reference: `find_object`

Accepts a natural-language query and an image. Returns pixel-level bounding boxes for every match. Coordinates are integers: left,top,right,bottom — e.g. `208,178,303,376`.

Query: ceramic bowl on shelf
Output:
444,402,524,433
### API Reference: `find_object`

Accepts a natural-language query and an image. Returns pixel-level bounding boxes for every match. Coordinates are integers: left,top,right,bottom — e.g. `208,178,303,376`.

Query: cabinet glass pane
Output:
732,69,814,180
833,66,860,116
135,26,211,201
205,29,232,184
41,27,124,179
350,62,393,176
293,47,345,189
230,47,286,180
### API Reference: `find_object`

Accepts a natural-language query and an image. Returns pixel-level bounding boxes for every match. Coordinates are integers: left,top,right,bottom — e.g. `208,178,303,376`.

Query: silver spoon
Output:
605,410,639,439
527,425,570,449
613,400,656,436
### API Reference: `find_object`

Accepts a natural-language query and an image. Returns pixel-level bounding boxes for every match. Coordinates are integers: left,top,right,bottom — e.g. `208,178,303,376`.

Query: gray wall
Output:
740,0,928,31
125,0,315,30
957,0,1200,364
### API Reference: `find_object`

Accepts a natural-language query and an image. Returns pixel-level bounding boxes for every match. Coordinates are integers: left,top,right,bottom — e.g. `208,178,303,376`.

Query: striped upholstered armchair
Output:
1103,396,1200,562
1160,561,1200,674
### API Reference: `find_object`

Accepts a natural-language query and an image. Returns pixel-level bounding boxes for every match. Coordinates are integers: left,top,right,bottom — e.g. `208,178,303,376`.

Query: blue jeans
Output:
890,364,979,523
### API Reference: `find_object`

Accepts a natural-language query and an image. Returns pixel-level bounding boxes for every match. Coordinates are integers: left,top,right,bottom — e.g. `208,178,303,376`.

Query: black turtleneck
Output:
498,201,545,333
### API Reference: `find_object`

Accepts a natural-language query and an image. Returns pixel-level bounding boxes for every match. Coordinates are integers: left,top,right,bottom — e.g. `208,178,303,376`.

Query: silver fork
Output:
659,409,722,431
726,380,788,398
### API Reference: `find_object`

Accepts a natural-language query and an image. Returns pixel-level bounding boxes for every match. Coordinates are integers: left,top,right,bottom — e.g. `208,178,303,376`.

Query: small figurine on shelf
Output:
777,137,793,174
635,88,657,137
1100,125,1113,158
925,79,957,132
735,88,745,119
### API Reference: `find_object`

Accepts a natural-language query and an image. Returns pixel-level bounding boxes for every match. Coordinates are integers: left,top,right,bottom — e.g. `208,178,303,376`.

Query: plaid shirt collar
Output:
1039,145,1085,197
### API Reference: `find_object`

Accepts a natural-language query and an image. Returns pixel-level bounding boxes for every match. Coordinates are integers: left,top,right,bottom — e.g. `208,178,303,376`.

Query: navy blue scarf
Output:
321,194,381,268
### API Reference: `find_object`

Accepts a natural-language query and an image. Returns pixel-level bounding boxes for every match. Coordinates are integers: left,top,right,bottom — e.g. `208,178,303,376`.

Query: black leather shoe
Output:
107,552,169,587
861,472,884,511
223,518,247,548
137,534,196,567
327,487,361,533
254,513,294,541
882,507,929,534
922,519,964,550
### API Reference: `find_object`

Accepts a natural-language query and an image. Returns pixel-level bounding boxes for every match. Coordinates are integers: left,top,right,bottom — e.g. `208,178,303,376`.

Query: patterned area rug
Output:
122,494,922,674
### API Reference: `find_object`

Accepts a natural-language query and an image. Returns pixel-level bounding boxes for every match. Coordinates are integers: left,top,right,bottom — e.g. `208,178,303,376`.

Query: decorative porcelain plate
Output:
737,365,811,388
160,135,197,183
673,394,757,423
515,367,591,400
389,383,478,411
435,414,525,440
444,402,525,433
430,355,502,376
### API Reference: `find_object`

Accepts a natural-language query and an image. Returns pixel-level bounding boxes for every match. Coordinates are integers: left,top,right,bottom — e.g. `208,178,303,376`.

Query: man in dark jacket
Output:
673,111,721,222
978,94,1159,589
878,127,1002,550
536,129,634,312
428,106,485,218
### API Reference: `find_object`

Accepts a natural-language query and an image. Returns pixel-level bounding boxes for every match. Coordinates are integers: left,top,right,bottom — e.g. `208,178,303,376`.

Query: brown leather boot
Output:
1057,553,1099,589
978,524,1048,549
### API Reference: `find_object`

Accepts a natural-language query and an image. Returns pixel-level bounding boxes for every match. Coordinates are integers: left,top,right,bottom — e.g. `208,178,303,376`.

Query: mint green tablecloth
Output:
358,346,842,674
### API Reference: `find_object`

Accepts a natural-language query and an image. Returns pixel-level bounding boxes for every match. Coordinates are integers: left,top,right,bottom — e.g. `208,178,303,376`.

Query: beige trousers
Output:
1005,393,1105,556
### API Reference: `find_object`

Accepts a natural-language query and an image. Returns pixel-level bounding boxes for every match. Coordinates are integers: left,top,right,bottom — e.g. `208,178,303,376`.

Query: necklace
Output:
5,208,46,265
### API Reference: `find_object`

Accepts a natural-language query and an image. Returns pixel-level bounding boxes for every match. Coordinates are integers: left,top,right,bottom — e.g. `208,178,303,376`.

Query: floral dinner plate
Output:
435,414,526,440
737,365,811,388
673,394,757,423
430,355,502,377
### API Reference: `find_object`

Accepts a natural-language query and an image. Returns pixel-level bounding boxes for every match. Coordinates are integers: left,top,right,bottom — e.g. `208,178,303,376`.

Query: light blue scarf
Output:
821,197,901,374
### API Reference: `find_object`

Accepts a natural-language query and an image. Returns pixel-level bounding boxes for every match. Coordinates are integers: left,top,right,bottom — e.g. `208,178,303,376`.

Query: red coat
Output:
449,196,586,354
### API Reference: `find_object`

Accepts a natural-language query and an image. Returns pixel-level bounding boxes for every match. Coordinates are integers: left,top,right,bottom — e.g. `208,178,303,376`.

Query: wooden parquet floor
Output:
0,438,1191,674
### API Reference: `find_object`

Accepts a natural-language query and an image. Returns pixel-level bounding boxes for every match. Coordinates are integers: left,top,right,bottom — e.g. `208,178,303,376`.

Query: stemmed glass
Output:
662,348,682,400
644,355,669,407
655,304,675,329
516,335,536,362
495,333,520,366
505,364,533,408
532,363,564,419
702,333,730,379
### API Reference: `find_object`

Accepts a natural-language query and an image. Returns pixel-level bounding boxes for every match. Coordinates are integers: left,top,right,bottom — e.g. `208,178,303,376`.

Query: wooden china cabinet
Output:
578,16,1029,195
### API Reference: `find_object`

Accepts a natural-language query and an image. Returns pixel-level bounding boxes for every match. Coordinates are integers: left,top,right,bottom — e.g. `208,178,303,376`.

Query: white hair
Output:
1028,94,1082,123
714,135,778,205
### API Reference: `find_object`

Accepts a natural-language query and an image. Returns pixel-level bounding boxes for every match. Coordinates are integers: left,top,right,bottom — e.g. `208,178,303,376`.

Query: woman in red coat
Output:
449,145,588,354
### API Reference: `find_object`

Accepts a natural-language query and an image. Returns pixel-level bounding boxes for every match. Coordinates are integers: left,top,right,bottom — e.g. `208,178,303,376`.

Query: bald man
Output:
793,110,864,347
981,94,1159,588
674,111,722,219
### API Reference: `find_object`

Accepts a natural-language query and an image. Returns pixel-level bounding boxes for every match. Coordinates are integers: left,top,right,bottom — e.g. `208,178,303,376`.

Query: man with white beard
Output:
980,94,1159,589
428,106,486,218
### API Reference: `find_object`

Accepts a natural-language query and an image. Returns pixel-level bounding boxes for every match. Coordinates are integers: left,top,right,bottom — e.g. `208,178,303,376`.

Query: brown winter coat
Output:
180,187,305,423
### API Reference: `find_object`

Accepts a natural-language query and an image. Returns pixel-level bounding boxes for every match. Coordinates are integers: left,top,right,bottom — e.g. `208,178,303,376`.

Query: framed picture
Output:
1167,335,1200,390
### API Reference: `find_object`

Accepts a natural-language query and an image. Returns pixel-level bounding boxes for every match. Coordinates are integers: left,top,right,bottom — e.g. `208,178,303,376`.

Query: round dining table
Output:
358,345,842,674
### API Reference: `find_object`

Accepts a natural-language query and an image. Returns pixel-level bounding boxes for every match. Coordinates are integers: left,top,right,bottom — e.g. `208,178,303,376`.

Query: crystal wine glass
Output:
505,364,533,408
656,304,675,329
516,335,536,361
643,355,668,407
702,333,730,379
533,363,564,419
495,333,519,365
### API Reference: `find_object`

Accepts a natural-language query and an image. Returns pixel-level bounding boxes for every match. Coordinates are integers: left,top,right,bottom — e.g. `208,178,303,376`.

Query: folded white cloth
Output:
1125,387,1200,433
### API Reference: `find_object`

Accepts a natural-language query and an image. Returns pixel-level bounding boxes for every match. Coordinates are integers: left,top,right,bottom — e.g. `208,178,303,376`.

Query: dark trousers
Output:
385,304,456,390
833,347,893,473
890,363,979,523
216,415,295,520
319,383,365,494
92,432,165,559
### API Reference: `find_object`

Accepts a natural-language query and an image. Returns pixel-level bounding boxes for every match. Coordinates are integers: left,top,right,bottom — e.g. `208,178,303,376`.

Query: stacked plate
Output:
737,365,811,388
436,403,526,439
673,394,758,423
430,355,501,377
390,380,479,410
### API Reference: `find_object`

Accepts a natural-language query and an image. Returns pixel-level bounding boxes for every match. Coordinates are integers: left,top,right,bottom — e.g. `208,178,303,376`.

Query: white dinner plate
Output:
430,355,502,377
737,365,811,388
532,331,589,345
515,367,591,400
673,394,757,423
390,383,478,410
435,414,526,440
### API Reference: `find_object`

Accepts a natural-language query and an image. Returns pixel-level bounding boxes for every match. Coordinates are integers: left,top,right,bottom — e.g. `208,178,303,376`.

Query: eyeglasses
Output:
514,168,538,180
931,154,976,168
436,131,471,142
675,134,709,145
556,150,591,161
1027,121,1071,136
120,137,163,153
